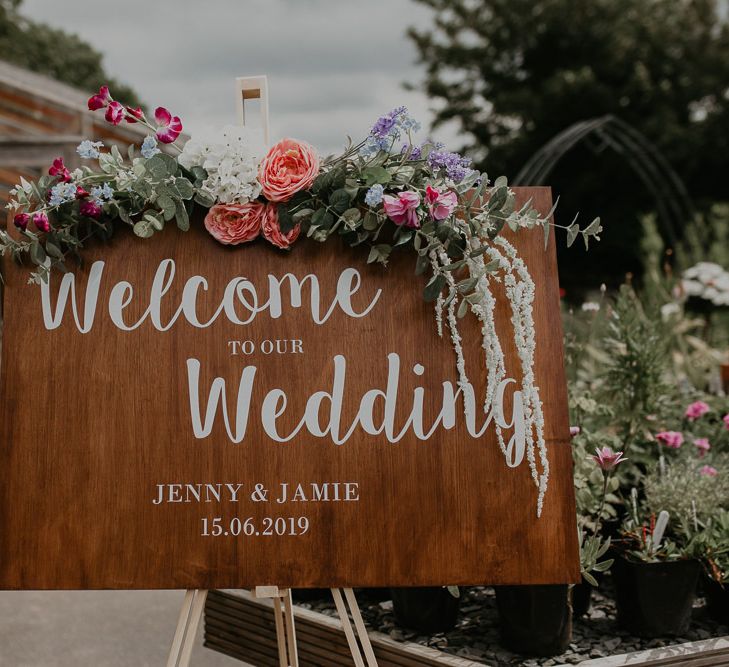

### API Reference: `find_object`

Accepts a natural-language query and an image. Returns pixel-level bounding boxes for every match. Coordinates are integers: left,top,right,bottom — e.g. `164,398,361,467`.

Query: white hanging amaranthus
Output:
430,218,549,516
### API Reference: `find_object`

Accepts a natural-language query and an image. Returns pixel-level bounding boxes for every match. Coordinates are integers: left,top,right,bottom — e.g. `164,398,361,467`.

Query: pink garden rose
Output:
204,202,264,245
261,204,301,249
694,438,711,457
425,185,458,221
592,446,627,472
685,400,710,421
655,430,684,449
383,191,421,229
700,465,718,477
259,138,319,202
724,413,729,430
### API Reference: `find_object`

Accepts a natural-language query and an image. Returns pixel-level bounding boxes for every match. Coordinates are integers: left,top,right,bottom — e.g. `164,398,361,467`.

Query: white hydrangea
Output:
682,261,729,306
178,125,266,204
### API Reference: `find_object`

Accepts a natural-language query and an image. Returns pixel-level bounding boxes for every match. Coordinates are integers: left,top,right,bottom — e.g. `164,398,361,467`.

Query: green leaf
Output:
175,201,190,231
193,190,215,208
567,223,580,248
329,188,352,214
362,166,390,186
423,273,447,302
494,175,508,189
367,243,391,265
457,298,469,318
543,220,551,249
133,220,154,238
341,207,362,226
30,241,46,266
415,253,430,276
363,212,379,231
144,156,168,179
174,178,194,200
158,194,176,221
45,241,63,259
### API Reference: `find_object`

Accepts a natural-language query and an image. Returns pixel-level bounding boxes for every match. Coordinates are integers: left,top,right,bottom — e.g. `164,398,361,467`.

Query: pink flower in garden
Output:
570,426,581,438
383,191,421,229
13,212,29,231
79,200,101,219
258,138,319,202
700,465,718,477
154,107,183,144
592,446,627,471
32,211,50,233
87,85,111,111
203,202,264,246
694,438,711,457
262,204,301,249
425,185,458,221
125,106,144,123
48,157,71,183
105,101,126,126
655,431,684,449
724,414,729,430
685,401,710,421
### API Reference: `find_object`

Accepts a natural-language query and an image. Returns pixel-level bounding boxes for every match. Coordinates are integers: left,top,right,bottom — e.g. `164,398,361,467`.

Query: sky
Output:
23,0,461,154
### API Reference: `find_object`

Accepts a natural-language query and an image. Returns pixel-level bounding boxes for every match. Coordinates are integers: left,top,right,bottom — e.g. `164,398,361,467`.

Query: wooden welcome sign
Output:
0,187,578,590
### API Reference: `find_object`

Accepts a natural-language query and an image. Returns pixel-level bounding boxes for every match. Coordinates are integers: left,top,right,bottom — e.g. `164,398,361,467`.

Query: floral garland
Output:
1,87,602,516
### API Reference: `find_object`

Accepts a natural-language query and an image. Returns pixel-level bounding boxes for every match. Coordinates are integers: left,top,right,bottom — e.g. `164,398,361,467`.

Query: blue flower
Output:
141,135,160,159
48,182,77,206
427,149,473,182
364,184,384,207
90,183,114,205
76,140,103,159
363,107,423,157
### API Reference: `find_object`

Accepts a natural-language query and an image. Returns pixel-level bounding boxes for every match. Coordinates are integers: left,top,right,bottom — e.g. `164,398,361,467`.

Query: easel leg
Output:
331,588,378,667
167,589,208,667
255,586,299,667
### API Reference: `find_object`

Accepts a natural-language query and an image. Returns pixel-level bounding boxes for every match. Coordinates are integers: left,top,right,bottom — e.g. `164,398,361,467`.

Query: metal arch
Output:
513,115,694,247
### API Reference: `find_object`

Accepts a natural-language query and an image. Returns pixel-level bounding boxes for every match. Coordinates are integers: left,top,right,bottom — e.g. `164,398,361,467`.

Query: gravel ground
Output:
295,580,728,666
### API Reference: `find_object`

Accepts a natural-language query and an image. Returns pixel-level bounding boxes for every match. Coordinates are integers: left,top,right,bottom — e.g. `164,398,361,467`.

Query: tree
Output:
0,0,142,107
409,0,729,291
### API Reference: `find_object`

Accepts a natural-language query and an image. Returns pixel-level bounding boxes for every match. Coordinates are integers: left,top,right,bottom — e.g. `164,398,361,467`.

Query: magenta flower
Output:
656,430,684,449
592,446,627,471
569,426,581,438
88,85,111,111
48,157,71,183
685,400,710,421
154,107,183,144
126,106,144,123
700,465,718,477
694,438,711,457
425,185,458,221
382,191,421,229
105,101,125,126
13,212,30,231
723,414,729,431
79,200,102,219
32,211,50,233
75,186,89,200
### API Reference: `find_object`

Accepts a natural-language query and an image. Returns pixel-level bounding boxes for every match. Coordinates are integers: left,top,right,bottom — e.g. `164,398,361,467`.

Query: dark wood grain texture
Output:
0,187,579,589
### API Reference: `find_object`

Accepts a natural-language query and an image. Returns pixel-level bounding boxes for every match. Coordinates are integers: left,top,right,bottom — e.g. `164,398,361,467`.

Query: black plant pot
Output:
571,581,593,617
704,576,729,625
390,587,460,634
611,557,700,637
356,587,391,603
494,584,572,657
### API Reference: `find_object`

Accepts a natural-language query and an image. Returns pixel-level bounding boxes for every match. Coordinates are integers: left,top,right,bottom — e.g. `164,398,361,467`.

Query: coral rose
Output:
262,204,300,249
204,202,264,245
258,138,319,202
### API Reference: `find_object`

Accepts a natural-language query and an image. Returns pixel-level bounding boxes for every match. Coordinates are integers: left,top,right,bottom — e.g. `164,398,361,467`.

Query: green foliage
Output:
0,0,142,106
408,0,729,288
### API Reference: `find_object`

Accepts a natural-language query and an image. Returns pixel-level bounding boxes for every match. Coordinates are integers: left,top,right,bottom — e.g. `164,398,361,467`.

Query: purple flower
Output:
427,149,474,182
371,106,407,139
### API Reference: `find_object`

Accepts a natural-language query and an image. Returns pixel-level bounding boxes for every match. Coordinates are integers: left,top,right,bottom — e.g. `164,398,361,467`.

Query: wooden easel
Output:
166,76,378,667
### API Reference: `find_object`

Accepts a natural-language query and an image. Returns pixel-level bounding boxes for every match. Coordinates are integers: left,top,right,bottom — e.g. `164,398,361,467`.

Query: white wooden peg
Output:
235,75,270,145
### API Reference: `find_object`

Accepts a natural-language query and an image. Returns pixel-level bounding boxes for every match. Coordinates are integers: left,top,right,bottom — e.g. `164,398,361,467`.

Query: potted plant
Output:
390,586,461,634
700,508,729,624
612,455,729,637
